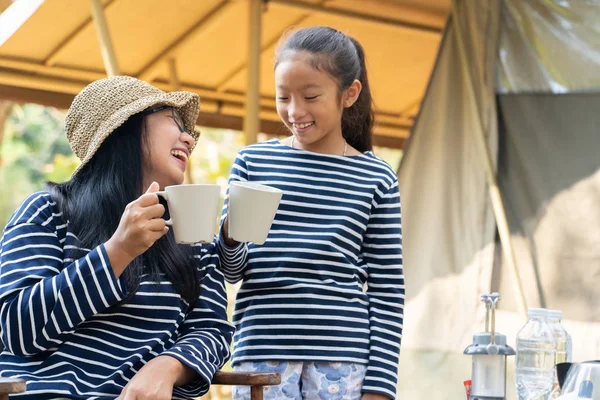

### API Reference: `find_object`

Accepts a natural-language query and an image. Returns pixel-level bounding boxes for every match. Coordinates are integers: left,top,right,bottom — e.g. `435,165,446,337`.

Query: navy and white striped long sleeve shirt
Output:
0,192,235,400
219,139,404,399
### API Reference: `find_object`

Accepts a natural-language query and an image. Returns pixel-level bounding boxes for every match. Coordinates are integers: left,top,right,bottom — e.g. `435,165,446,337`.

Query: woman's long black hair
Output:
47,113,200,305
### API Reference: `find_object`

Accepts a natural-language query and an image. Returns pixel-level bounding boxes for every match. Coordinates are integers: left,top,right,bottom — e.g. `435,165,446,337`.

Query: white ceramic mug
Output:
228,181,283,245
156,184,221,244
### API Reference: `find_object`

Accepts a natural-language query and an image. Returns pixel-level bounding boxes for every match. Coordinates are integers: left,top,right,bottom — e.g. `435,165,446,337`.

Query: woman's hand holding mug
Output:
105,181,168,278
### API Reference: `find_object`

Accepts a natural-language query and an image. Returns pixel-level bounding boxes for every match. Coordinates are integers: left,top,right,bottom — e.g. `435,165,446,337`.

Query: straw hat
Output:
65,75,200,176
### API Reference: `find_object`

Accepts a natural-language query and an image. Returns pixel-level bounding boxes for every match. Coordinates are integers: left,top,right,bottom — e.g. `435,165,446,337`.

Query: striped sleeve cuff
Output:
162,351,213,398
89,244,128,303
363,343,400,399
217,231,248,283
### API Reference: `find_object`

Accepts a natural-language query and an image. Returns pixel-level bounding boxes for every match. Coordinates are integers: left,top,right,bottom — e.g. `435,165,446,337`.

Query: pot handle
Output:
556,362,573,390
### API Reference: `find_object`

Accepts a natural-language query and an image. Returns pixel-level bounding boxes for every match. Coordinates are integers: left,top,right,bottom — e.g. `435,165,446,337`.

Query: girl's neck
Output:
291,135,347,156
289,134,347,156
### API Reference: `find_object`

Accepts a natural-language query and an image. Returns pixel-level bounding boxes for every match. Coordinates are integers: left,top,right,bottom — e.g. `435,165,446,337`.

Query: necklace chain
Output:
291,136,347,156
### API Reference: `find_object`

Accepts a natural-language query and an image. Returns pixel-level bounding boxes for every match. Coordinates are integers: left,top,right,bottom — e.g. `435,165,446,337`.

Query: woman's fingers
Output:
142,203,166,220
137,192,160,207
146,218,167,232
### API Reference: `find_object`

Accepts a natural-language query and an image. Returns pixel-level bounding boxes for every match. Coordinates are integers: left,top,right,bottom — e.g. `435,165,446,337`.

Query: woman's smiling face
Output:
142,106,194,189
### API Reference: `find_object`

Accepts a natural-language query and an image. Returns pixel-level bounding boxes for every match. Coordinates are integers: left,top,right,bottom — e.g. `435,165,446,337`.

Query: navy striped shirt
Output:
0,192,235,399
219,139,404,399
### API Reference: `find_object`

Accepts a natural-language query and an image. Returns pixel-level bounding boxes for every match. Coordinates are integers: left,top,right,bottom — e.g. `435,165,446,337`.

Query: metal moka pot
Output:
557,361,600,399
464,293,515,400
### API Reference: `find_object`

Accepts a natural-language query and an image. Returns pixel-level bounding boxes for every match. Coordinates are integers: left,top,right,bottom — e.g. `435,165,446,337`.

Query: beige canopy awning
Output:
0,0,450,149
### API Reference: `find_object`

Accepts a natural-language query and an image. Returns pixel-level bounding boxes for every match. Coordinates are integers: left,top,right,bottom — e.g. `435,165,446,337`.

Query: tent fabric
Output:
396,0,500,398
397,0,600,398
497,0,600,93
495,93,600,324
398,0,500,353
0,0,451,148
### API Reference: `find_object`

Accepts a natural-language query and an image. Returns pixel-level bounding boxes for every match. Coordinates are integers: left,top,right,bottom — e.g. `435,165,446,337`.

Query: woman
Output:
0,76,240,400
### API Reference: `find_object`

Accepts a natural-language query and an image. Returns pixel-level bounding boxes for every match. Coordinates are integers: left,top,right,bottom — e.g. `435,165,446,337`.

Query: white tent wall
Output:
494,92,600,354
397,0,600,399
396,0,501,398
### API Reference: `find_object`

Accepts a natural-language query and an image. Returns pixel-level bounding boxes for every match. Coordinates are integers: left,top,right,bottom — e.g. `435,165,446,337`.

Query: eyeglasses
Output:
142,105,187,133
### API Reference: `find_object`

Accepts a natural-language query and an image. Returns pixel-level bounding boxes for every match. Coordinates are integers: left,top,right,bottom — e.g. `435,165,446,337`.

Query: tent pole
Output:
90,0,119,76
168,58,181,91
243,0,262,145
168,58,194,184
450,0,528,318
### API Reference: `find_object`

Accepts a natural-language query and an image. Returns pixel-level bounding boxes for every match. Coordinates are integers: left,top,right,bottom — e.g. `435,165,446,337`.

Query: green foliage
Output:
190,127,245,188
0,104,78,226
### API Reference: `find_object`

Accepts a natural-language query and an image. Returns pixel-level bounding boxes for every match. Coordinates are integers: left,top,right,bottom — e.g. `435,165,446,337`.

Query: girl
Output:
0,76,238,399
220,27,404,400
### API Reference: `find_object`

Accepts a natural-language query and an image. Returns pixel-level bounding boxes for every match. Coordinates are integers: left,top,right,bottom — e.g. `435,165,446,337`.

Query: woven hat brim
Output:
71,91,200,177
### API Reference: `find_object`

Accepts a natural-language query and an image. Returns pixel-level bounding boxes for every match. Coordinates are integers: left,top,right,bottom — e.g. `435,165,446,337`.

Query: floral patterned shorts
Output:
232,361,367,400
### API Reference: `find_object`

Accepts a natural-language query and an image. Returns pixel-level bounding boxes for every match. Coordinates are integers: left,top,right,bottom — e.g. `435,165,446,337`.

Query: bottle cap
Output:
547,309,562,320
527,308,548,319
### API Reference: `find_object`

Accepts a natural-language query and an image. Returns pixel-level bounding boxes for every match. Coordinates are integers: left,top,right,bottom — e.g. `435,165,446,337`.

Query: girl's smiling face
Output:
275,52,349,152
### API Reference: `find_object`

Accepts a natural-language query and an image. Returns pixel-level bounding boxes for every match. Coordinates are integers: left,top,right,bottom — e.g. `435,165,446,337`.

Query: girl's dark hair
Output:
275,26,373,152
47,113,200,305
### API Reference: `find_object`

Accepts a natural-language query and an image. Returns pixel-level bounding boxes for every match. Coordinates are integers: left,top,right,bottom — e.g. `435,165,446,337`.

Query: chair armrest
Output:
0,373,281,398
212,371,281,386
0,377,26,395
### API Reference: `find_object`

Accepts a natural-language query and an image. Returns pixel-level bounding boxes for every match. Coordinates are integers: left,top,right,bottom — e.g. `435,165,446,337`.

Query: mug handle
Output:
226,195,230,235
155,191,173,226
